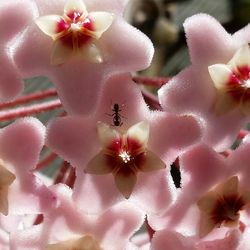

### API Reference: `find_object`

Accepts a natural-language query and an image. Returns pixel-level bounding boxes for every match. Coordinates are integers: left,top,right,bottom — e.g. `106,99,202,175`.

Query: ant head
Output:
113,103,119,110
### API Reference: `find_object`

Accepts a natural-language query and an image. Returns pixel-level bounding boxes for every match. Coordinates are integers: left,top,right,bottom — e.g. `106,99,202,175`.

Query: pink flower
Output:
149,140,250,248
35,0,114,64
10,184,144,250
0,0,36,100
0,118,55,215
13,0,154,115
158,14,250,151
46,73,201,214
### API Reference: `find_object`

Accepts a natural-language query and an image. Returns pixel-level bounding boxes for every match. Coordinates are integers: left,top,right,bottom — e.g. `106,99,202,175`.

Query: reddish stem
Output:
0,99,62,122
0,89,57,109
54,161,70,184
65,166,76,188
35,152,58,171
133,76,169,87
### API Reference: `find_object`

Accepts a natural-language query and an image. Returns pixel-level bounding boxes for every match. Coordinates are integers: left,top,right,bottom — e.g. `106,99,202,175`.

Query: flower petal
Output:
197,191,218,213
85,150,114,174
51,39,73,65
0,187,9,216
97,122,121,149
127,121,149,149
138,150,165,172
215,176,239,197
199,212,218,238
229,44,250,70
64,0,87,18
35,15,65,38
214,90,237,115
208,64,232,90
114,168,137,199
89,11,114,39
80,42,103,63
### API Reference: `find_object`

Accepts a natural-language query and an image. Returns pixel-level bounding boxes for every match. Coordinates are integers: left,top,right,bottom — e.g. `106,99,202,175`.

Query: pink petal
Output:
151,230,195,250
158,66,215,115
148,112,201,166
95,73,149,129
94,202,144,249
73,169,123,213
130,169,174,214
184,13,234,66
0,118,45,172
46,116,97,168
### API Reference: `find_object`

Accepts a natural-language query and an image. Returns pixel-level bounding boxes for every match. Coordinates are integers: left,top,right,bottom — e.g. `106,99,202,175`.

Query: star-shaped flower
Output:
209,45,250,115
158,14,250,151
13,0,154,115
149,140,250,245
46,73,201,214
85,121,165,198
35,0,114,65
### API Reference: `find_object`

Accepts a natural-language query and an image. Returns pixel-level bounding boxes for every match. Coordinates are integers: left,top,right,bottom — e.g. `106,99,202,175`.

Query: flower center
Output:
70,22,82,32
119,150,131,163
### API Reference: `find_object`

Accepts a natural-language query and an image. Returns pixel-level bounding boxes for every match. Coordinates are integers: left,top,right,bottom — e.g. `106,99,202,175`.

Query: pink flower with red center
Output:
12,0,154,115
209,45,250,115
148,141,250,248
35,0,114,65
158,14,250,151
85,121,165,199
46,73,201,214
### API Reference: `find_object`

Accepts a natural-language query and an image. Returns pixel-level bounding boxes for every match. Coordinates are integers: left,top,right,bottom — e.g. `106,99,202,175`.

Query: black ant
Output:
111,103,123,126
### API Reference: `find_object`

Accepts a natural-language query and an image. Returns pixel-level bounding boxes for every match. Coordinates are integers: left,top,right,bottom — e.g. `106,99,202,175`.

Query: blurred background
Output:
125,0,250,76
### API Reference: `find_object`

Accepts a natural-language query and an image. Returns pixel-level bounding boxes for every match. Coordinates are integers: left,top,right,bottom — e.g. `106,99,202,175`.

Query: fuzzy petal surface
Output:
158,14,250,151
13,0,154,115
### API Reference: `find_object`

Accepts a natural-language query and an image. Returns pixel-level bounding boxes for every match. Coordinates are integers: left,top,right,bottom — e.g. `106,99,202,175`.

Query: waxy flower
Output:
35,0,114,65
158,14,250,151
47,73,201,214
13,0,154,115
197,176,250,237
10,184,145,250
85,121,165,198
209,45,250,115
149,141,250,247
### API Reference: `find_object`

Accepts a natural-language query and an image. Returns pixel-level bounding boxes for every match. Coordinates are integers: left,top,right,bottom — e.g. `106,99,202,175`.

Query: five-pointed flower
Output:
209,45,250,115
46,73,201,214
158,14,250,151
13,0,154,115
197,175,250,237
85,121,165,199
35,0,114,65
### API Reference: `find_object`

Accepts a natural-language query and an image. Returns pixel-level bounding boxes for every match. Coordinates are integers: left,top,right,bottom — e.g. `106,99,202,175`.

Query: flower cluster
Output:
1,0,250,249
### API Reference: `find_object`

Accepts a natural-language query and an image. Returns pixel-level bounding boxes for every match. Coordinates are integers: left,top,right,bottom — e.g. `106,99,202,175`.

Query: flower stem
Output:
0,89,57,109
133,76,169,87
35,151,58,171
0,99,62,122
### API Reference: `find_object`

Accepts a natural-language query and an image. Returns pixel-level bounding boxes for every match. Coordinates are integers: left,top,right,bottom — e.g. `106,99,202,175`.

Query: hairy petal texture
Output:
47,73,201,214
0,0,37,100
10,184,144,250
0,118,55,215
13,0,154,115
158,14,250,151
